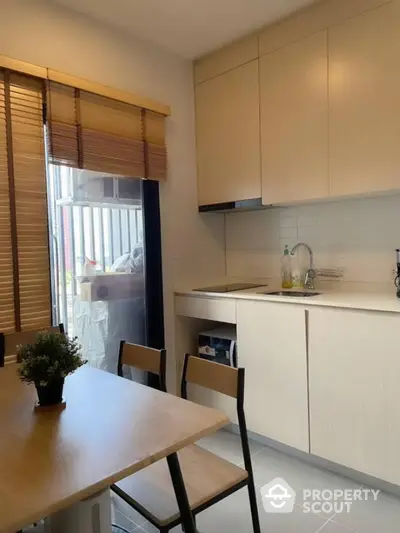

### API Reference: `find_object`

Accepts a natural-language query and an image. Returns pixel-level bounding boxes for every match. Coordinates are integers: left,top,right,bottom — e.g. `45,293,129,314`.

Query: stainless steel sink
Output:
260,290,321,297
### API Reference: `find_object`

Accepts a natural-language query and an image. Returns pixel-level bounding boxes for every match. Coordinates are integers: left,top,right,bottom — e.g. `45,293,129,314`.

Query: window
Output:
0,62,167,373
47,165,146,372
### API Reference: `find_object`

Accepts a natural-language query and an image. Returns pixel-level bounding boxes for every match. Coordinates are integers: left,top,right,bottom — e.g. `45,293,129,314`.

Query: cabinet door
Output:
260,31,328,205
195,60,261,206
329,1,400,196
237,300,309,452
309,307,400,485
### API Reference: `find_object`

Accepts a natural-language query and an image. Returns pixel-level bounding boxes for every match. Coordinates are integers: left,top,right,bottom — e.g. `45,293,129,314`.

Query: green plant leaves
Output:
17,331,87,385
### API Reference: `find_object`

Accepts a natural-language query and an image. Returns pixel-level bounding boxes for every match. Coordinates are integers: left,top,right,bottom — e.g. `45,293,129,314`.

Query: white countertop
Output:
175,280,400,314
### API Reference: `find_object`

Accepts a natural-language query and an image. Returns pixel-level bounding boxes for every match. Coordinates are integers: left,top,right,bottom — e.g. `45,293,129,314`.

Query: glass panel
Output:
47,165,146,375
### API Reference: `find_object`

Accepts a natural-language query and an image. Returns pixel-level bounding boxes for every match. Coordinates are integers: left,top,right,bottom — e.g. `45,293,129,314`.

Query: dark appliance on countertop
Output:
193,282,265,293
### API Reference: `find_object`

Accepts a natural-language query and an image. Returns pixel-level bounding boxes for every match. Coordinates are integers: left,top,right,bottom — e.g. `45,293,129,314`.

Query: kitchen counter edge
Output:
174,287,400,314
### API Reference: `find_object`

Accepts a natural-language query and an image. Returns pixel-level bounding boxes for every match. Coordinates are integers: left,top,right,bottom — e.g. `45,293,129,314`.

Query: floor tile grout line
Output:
314,516,333,533
294,502,336,521
250,447,264,461
320,483,364,531
113,509,138,526
327,511,358,531
134,519,148,528
234,444,264,467
121,513,148,529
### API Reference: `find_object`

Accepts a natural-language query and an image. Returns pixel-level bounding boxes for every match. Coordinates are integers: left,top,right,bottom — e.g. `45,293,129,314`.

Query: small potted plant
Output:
17,331,87,407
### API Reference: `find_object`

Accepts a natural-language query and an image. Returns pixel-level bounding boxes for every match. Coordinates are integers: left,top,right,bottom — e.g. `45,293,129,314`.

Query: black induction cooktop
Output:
193,282,265,293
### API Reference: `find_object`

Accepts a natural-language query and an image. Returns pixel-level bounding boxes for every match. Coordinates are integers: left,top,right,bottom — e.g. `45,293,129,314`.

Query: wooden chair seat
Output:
115,443,249,526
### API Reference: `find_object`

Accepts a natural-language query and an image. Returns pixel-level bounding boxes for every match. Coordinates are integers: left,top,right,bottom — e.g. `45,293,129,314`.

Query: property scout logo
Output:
260,478,380,514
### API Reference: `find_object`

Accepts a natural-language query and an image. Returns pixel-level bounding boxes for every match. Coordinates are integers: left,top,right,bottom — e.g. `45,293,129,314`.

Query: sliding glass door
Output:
46,164,157,375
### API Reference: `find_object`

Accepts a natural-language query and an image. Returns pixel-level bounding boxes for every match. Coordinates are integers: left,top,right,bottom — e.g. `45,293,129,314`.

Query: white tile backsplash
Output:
226,208,281,278
279,214,298,228
280,226,298,240
226,194,400,283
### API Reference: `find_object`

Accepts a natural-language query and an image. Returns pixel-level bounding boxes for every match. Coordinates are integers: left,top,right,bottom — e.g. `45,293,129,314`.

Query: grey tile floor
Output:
111,428,400,532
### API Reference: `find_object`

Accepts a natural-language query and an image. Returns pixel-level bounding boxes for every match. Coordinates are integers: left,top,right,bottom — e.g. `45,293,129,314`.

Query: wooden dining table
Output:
0,364,228,533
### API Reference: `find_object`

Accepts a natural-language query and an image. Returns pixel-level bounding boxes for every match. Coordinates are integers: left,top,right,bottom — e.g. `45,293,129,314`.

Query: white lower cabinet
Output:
236,300,309,452
176,292,400,484
309,307,400,485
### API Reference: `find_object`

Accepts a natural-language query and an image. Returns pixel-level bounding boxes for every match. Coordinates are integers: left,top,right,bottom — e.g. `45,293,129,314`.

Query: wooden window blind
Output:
0,69,51,334
144,110,167,180
46,83,79,168
48,82,167,180
0,72,15,333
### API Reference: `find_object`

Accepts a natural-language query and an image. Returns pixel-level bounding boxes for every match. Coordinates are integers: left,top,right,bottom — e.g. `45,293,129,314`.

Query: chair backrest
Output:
0,324,65,367
117,341,167,392
181,355,254,475
181,354,242,401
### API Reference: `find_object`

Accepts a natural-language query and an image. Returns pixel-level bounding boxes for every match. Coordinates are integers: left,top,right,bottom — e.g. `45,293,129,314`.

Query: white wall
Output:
0,0,225,391
226,194,400,284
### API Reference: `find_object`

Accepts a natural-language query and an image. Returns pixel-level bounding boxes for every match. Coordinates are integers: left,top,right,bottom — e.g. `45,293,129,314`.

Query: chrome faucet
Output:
290,242,316,290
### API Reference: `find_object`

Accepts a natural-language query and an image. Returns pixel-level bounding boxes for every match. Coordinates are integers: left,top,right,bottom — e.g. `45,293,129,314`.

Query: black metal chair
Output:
116,340,167,391
112,354,261,533
0,323,65,367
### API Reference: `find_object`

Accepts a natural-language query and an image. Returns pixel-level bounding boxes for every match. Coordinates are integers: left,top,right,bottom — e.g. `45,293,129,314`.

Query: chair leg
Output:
166,453,196,533
247,481,261,533
182,515,197,533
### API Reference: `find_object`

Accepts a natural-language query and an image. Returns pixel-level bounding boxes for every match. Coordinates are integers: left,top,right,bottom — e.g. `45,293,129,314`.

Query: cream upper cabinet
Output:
329,1,400,196
237,300,309,452
309,307,400,485
259,0,391,56
260,30,329,205
195,60,261,206
194,34,258,84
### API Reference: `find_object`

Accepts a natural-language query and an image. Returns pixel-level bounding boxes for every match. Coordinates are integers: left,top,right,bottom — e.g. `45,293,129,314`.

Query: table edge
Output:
1,414,229,533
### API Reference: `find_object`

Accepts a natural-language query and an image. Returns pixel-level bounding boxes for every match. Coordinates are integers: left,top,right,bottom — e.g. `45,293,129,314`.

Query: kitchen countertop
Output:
175,280,400,314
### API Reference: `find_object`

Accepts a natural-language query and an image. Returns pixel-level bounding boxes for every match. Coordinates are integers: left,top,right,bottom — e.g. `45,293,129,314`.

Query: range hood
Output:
198,197,263,213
